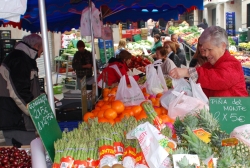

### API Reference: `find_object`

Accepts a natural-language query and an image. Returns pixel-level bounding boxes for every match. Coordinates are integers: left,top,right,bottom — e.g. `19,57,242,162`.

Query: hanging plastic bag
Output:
145,64,164,95
80,2,102,37
230,124,250,147
154,60,168,92
115,75,145,106
190,78,208,104
168,91,208,119
160,78,192,110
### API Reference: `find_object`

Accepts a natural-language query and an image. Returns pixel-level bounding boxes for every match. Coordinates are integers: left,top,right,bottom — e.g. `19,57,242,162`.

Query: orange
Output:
123,109,134,116
154,107,162,116
95,106,101,111
104,108,118,120
153,98,161,107
156,93,163,98
103,88,110,98
131,105,142,117
101,104,111,111
97,110,105,118
135,112,147,121
109,90,117,96
96,100,105,107
92,110,99,117
159,114,174,124
103,97,109,102
144,93,150,99
111,87,118,92
150,97,156,104
161,107,168,115
108,95,116,102
111,100,125,114
83,112,95,122
98,117,109,123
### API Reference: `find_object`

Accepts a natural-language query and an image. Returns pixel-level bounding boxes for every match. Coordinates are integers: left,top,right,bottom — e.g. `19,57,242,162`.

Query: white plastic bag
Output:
190,78,208,104
230,124,250,147
127,122,175,168
115,75,145,106
160,78,192,110
153,59,168,92
145,64,164,95
168,91,209,119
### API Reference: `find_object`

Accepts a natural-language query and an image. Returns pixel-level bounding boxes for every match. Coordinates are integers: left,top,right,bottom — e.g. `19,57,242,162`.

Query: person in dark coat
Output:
151,22,161,37
197,18,208,29
0,34,43,145
189,38,208,67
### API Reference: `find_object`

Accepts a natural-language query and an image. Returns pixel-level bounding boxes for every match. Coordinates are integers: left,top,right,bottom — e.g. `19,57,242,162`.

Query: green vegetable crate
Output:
100,48,114,64
53,85,63,94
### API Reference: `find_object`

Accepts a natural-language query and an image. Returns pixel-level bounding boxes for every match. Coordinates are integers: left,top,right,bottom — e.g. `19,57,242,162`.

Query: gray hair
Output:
199,26,229,49
22,34,42,48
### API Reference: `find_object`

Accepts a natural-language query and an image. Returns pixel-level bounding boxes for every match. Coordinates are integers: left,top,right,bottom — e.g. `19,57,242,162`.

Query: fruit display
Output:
0,147,31,168
127,55,152,73
174,109,250,167
239,42,250,50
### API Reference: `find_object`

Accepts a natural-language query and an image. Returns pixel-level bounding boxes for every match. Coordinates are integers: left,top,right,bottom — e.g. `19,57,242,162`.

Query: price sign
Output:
209,97,250,134
27,94,62,161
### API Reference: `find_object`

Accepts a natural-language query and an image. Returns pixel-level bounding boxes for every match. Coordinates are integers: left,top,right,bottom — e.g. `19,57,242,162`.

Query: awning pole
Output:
89,0,98,97
38,0,55,114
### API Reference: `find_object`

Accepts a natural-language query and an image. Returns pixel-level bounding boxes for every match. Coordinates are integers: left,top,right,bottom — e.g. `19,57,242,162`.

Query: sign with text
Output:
28,94,62,161
226,12,235,36
209,97,250,134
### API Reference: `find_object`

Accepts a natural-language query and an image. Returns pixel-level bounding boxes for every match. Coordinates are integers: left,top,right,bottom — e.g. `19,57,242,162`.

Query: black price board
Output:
27,94,62,161
209,97,250,134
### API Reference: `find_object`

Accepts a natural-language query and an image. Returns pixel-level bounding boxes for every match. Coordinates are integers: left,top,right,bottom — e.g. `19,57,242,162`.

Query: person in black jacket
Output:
176,43,187,66
151,22,161,37
163,40,181,67
72,40,93,90
189,40,208,67
0,34,43,145
197,18,208,30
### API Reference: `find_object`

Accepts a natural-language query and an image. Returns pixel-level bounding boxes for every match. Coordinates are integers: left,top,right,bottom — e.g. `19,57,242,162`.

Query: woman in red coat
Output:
169,26,248,98
98,50,141,88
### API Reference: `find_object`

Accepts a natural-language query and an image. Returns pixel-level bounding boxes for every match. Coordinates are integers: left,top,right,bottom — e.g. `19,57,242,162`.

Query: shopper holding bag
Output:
97,50,144,88
169,26,248,97
154,46,176,75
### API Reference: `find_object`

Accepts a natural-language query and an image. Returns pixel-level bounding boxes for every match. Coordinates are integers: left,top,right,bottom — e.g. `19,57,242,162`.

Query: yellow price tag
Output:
193,128,211,143
221,137,239,147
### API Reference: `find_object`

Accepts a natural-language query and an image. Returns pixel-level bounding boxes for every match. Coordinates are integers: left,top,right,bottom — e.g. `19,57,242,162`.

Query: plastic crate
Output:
133,34,142,42
58,121,82,132
0,30,11,39
53,85,63,94
98,40,113,49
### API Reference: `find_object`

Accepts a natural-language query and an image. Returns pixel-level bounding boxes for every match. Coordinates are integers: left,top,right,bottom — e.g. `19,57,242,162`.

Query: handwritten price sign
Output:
28,94,62,161
209,97,250,134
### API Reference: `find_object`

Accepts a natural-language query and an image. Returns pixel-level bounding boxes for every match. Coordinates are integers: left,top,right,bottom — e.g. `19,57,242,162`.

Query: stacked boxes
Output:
141,28,148,40
98,39,114,64
0,39,18,65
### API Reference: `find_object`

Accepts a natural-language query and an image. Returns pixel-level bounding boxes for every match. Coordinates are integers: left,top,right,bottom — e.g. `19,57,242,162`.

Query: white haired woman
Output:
169,26,248,97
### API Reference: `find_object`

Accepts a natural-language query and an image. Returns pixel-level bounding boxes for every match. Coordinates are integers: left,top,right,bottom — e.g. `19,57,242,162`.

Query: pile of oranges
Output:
83,86,174,125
